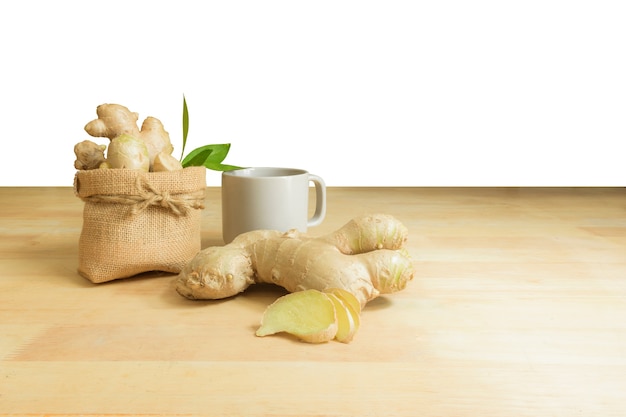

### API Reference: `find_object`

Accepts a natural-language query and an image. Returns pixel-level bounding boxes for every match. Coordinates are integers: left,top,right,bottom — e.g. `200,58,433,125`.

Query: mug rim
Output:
222,167,308,178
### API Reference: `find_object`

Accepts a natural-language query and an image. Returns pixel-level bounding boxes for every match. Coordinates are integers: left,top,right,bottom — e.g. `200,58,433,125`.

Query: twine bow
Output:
79,176,205,216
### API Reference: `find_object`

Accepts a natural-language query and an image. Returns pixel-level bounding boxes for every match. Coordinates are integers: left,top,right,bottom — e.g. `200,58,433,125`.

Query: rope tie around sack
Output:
79,176,205,216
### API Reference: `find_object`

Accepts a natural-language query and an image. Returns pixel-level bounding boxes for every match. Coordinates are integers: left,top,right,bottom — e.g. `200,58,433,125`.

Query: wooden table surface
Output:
1,186,625,416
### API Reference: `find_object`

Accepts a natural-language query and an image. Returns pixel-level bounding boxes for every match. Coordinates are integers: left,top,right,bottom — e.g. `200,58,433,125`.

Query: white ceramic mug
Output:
221,167,326,243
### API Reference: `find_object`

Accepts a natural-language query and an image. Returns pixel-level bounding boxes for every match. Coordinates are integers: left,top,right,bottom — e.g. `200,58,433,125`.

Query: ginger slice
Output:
326,288,362,315
325,288,361,343
256,289,338,343
326,293,358,343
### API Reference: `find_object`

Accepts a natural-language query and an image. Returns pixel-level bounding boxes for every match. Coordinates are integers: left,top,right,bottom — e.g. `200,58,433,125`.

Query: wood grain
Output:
1,187,625,416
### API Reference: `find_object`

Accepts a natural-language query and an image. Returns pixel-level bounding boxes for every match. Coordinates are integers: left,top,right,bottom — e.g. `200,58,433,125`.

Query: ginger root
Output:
106,134,150,171
175,214,415,308
73,140,106,170
84,103,140,140
83,103,176,171
139,116,174,167
153,151,183,172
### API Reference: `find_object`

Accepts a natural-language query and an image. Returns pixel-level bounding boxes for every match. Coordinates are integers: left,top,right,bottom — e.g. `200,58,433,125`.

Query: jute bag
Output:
74,166,206,283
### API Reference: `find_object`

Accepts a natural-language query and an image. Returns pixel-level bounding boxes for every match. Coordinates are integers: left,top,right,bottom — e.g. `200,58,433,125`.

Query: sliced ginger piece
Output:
256,289,338,343
326,288,361,343
326,288,362,315
325,293,358,343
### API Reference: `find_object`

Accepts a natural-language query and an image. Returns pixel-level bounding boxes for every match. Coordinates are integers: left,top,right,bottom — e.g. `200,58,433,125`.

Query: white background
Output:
1,0,624,186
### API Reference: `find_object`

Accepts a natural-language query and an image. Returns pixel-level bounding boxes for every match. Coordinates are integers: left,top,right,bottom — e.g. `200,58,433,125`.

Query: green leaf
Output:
178,95,242,171
181,143,243,171
182,144,224,166
203,162,243,171
180,95,189,161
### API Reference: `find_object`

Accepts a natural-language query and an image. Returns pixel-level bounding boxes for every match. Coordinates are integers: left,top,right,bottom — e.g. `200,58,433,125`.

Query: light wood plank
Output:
1,187,625,416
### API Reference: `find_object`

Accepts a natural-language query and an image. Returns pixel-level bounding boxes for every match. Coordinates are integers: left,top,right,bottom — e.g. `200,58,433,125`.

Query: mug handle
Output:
307,174,326,227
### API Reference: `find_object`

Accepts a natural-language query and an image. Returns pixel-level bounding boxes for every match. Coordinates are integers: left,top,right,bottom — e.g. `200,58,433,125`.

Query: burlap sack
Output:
74,167,206,283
